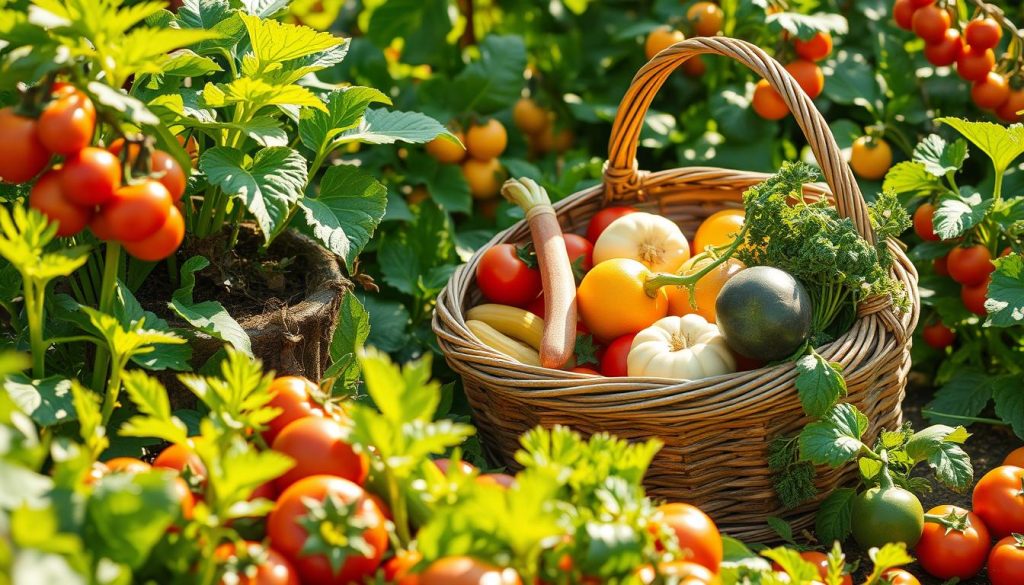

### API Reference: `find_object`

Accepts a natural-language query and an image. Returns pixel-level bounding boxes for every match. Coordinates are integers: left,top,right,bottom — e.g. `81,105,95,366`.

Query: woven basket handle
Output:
604,36,876,244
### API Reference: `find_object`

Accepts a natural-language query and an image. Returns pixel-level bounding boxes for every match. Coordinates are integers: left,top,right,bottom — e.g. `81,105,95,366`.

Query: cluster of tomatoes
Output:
0,83,187,261
426,118,508,202
752,31,832,120
512,97,573,159
643,1,724,75
893,0,1023,122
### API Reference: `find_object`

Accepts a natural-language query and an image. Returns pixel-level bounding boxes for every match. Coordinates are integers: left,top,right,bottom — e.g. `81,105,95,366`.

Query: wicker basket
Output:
433,37,919,542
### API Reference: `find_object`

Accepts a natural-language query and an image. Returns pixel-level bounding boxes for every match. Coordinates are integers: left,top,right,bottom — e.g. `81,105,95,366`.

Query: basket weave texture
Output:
433,37,920,542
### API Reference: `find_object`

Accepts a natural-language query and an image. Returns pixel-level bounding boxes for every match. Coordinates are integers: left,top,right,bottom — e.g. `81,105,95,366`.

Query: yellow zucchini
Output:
466,320,542,366
466,304,545,350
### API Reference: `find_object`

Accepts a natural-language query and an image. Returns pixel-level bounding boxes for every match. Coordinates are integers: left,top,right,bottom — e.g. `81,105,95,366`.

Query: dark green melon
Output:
714,266,812,361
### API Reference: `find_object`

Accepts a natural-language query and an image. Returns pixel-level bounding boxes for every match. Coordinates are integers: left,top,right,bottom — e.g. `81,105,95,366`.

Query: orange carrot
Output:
500,177,577,368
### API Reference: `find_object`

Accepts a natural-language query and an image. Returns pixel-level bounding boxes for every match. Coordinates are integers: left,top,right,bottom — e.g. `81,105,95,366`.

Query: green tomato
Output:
851,485,925,549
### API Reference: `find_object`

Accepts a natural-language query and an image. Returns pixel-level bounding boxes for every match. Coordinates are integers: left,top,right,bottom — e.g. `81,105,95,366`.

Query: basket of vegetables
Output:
433,36,919,541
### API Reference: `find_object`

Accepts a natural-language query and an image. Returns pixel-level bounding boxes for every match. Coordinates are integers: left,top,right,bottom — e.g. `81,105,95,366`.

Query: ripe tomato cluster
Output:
643,1,723,76
513,97,573,158
426,118,509,202
893,0,1023,121
1,83,187,261
753,31,832,120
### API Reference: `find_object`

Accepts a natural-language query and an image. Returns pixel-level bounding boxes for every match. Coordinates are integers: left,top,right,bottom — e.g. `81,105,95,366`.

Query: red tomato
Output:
123,204,184,261
915,505,990,579
653,503,722,572
59,147,121,206
600,333,636,377
947,244,994,285
105,457,151,474
527,295,545,318
563,233,594,272
909,0,934,7
382,549,422,585
108,139,187,202
587,207,637,243
956,46,995,82
911,4,950,44
972,465,1024,538
251,480,278,501
933,254,949,277
973,71,1011,109
961,279,990,316
171,476,195,522
99,180,172,242
271,417,367,491
964,17,1003,50
153,442,205,478
923,28,963,66
37,88,95,155
893,0,915,30
989,535,1024,585
0,107,51,183
997,89,1024,122
476,244,542,307
267,475,387,585
771,551,852,585
882,569,921,585
1004,447,1024,468
794,32,832,62
921,321,954,349
913,202,939,241
216,542,300,585
785,59,825,99
263,376,324,445
29,170,92,237
419,556,521,585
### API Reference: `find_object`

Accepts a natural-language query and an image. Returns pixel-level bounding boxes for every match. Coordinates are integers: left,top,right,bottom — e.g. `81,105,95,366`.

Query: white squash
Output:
593,212,690,273
627,315,736,380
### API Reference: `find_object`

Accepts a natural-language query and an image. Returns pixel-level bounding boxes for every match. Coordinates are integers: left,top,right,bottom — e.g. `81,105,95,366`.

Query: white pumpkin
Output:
627,315,736,380
593,212,690,273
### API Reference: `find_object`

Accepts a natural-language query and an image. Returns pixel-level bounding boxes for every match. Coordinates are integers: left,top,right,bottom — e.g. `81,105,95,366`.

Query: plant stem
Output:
90,243,122,393
386,470,412,546
920,409,1010,426
643,224,751,297
100,355,124,426
23,278,46,378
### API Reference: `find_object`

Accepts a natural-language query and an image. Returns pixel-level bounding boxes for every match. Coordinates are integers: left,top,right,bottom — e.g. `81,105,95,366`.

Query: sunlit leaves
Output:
298,165,387,266
937,117,1024,174
169,256,252,355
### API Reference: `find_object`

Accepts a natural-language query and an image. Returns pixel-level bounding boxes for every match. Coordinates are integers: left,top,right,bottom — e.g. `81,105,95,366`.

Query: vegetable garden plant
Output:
1,0,1024,584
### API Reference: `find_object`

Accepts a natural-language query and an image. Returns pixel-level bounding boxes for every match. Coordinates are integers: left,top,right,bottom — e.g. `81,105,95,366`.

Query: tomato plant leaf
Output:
985,253,1024,327
238,11,344,68
865,543,914,582
814,487,855,544
158,49,222,77
765,11,848,39
913,134,968,177
358,349,439,424
118,371,189,445
420,35,527,117
87,81,161,126
71,381,108,458
116,282,192,371
762,547,820,582
86,471,179,569
992,375,1024,440
924,369,993,426
0,460,53,508
795,350,847,417
365,0,453,67
337,109,453,146
936,118,1024,174
932,189,993,240
297,164,388,267
169,256,252,356
205,77,327,111
3,375,75,427
325,292,371,393
907,424,974,491
217,448,294,501
377,203,455,296
882,161,943,198
822,50,881,109
201,146,308,241
798,403,867,466
298,86,392,157
405,152,472,214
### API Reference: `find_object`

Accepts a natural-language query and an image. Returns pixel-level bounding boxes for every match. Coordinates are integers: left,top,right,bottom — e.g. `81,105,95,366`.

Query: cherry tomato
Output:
893,0,915,30
426,129,466,164
653,503,722,572
913,202,939,241
105,457,152,474
476,244,542,307
687,2,723,37
513,98,548,135
933,254,949,277
267,475,387,585
850,136,893,180
382,549,422,585
921,321,954,349
59,147,121,206
465,119,508,161
997,89,1024,123
37,88,95,155
785,60,825,99
923,28,963,67
693,209,745,253
909,0,934,7
956,46,995,82
271,417,367,491
0,107,50,183
29,170,92,237
600,333,636,377
752,79,789,120
215,541,299,585
972,465,1024,538
965,17,1003,50
882,568,921,585
99,180,172,242
911,4,950,43
794,31,833,62
153,442,206,478
123,204,184,261
563,233,594,272
263,376,325,445
109,139,187,202
915,505,990,579
419,556,521,585
989,535,1024,585
1004,447,1024,467
972,71,1011,109
947,244,994,285
645,27,686,61
587,207,637,243
961,279,990,316
251,480,278,501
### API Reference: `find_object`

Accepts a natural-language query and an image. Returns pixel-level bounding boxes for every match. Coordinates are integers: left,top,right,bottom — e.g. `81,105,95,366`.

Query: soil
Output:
846,381,1020,584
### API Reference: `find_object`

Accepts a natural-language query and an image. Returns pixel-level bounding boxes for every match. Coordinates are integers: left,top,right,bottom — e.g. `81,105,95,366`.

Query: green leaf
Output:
158,49,222,77
71,381,107,457
405,152,472,214
117,282,192,371
0,461,53,508
933,190,993,240
924,369,992,426
765,11,849,39
218,448,294,501
365,0,453,67
815,487,855,544
3,375,75,427
762,547,820,582
87,82,160,126
822,50,880,108
992,375,1024,439
795,350,847,417
913,134,969,177
204,77,326,111
200,146,307,240
326,292,370,391
86,471,179,568
79,306,186,367
866,543,914,581
420,35,526,117
882,161,943,196
358,348,439,424
170,256,252,355
298,86,392,157
799,403,868,466
337,109,453,145
986,254,1024,327
118,371,189,445
297,165,387,267
906,424,974,491
238,12,344,68
937,117,1024,173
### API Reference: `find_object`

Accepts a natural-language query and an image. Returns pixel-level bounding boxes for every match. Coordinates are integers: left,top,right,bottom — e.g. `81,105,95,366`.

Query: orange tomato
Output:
785,59,825,99
577,258,668,342
693,209,744,252
1004,446,1024,467
462,158,504,199
513,98,548,135
752,80,789,120
666,257,744,323
645,27,685,61
426,130,466,164
465,119,508,160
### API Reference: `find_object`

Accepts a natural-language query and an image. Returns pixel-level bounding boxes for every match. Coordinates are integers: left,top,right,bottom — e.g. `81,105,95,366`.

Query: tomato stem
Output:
642,222,750,297
24,277,46,378
89,242,122,394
